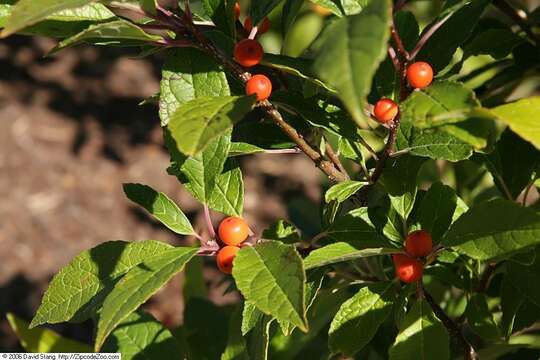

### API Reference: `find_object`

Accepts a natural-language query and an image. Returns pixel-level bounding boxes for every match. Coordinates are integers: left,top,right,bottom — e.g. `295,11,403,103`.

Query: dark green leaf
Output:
327,208,393,247
262,220,301,244
329,282,396,356
312,0,391,126
7,313,92,353
222,305,249,360
443,199,540,260
388,300,450,360
103,311,183,360
464,294,499,341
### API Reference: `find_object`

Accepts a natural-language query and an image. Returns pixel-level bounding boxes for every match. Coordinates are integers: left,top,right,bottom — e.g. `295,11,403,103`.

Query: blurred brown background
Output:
0,35,323,351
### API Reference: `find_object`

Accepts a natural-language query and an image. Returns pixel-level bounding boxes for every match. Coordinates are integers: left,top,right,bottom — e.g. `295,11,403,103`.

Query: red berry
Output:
246,74,272,101
244,16,270,34
234,39,264,67
393,254,424,283
234,2,241,19
374,98,399,123
406,61,434,89
405,230,433,257
218,216,250,246
216,246,239,274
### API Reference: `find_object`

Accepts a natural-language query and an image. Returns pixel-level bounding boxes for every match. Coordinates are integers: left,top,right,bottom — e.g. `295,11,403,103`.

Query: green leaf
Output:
95,246,198,350
491,97,540,150
443,199,540,261
340,0,370,15
184,298,229,359
167,96,255,156
281,0,303,35
207,158,244,216
31,240,172,327
249,0,283,24
309,0,343,16
329,282,395,356
123,183,194,235
7,313,92,353
396,120,474,161
222,305,249,360
0,0,96,37
232,241,308,332
202,0,235,36
507,251,540,309
417,0,491,72
480,129,540,199
400,81,496,151
463,28,524,59
262,220,301,244
312,0,391,126
325,180,366,203
357,200,404,243
389,300,450,360
102,311,183,360
327,208,393,247
159,48,230,126
261,54,335,92
50,19,162,53
242,301,264,336
417,182,468,242
464,294,500,341
304,242,398,270
228,142,264,156
247,316,273,360
170,134,230,204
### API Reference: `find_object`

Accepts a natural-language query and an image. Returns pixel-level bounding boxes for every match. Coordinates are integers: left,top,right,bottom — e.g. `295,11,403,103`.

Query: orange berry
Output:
234,2,241,19
393,254,424,283
244,16,270,34
218,216,250,246
374,98,399,123
216,246,239,274
234,39,264,67
246,74,272,101
406,61,434,89
405,230,433,257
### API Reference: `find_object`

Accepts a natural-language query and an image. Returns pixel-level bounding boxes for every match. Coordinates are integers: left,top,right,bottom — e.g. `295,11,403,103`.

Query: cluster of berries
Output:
392,230,433,283
233,3,273,102
373,62,434,123
215,216,251,274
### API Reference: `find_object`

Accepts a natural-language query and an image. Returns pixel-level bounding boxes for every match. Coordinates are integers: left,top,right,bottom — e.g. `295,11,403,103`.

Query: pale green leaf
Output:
7,313,92,353
262,220,301,244
123,183,194,235
325,181,366,203
232,241,307,332
1,0,96,37
51,19,162,53
491,97,540,150
159,48,230,126
167,96,255,156
304,242,398,270
31,240,172,327
207,158,244,217
95,246,198,350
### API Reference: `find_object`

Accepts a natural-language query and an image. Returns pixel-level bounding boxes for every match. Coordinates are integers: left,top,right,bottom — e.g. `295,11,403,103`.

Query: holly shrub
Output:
2,0,540,359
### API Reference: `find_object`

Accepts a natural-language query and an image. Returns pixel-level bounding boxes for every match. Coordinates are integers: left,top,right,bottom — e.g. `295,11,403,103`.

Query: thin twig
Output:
393,0,407,13
493,0,540,46
204,205,216,239
522,177,536,206
370,114,401,184
391,22,409,60
409,12,452,61
423,286,478,360
476,262,497,293
325,141,349,177
263,148,302,154
388,46,401,72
